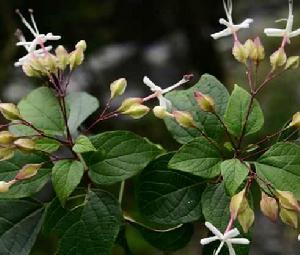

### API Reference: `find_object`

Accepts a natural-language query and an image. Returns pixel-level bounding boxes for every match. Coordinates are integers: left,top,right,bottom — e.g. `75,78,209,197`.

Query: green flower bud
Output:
0,103,21,121
173,111,196,129
238,203,255,233
110,78,127,99
260,192,278,222
244,39,256,60
22,62,41,77
285,56,299,70
0,147,14,161
270,48,287,70
15,163,43,180
194,91,215,112
76,40,87,51
153,106,172,119
230,188,247,218
254,37,265,61
43,54,57,73
288,112,300,128
55,45,69,70
0,131,16,145
280,207,298,228
117,97,143,112
14,138,36,153
232,41,248,64
121,104,150,119
69,41,87,70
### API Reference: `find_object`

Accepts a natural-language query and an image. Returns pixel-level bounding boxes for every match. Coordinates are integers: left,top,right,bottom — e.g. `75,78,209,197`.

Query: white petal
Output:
223,228,240,239
289,28,300,38
211,28,232,39
162,78,189,94
204,222,224,239
264,28,285,37
237,18,254,28
214,241,225,255
219,18,231,27
226,242,236,255
143,76,161,92
228,238,250,245
45,33,61,40
298,234,300,241
158,95,172,110
200,236,220,245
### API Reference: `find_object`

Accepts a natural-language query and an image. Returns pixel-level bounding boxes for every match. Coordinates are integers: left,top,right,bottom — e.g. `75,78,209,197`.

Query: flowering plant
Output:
0,1,300,254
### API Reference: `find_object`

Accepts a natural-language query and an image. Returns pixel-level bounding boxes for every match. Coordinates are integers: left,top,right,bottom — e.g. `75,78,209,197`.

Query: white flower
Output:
200,222,250,255
211,0,253,40
14,9,61,67
264,0,300,43
298,234,300,241
143,75,191,110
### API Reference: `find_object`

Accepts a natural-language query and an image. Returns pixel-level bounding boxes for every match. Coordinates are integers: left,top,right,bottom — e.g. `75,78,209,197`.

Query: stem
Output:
118,181,125,205
59,96,73,145
76,152,88,171
225,214,235,233
85,111,119,133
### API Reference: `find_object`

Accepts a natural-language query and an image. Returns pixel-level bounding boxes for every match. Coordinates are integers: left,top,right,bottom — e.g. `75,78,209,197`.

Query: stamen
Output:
28,9,39,35
15,9,37,36
289,0,293,15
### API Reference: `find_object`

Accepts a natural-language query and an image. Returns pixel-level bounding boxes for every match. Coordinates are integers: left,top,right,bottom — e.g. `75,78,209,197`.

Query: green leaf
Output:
46,189,122,255
224,85,264,137
72,135,96,153
221,159,249,196
18,87,65,135
9,123,37,136
169,137,222,178
137,154,205,226
132,223,193,252
35,137,60,153
87,131,162,184
201,183,231,231
0,152,51,199
52,160,85,204
0,199,44,255
255,142,300,199
66,92,99,133
164,74,229,144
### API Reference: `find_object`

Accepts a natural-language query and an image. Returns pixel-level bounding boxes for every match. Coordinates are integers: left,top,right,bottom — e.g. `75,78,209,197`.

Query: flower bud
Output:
0,147,14,161
0,181,12,193
230,188,247,218
270,48,287,70
276,190,299,210
14,138,35,153
244,39,256,60
22,62,41,77
232,41,248,64
280,207,298,228
254,37,265,61
55,45,69,70
0,103,21,121
288,112,300,128
285,56,299,70
194,91,215,112
238,204,255,233
260,192,278,222
0,131,16,145
15,163,43,180
173,111,196,129
153,106,173,119
110,78,127,99
43,54,57,73
117,97,143,112
70,41,86,70
121,104,150,119
76,40,87,51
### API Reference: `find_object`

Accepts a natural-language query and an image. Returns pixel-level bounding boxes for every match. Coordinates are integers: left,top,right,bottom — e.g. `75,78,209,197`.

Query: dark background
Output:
1,0,300,254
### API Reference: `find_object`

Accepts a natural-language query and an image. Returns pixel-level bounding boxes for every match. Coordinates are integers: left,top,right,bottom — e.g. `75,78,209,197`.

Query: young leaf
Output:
224,85,264,137
132,223,193,252
169,137,222,178
87,131,162,184
45,189,122,255
18,87,65,135
0,199,44,255
255,142,300,199
66,92,99,133
221,159,249,196
72,135,96,153
164,74,229,144
137,154,205,226
0,152,51,199
35,137,60,153
52,160,85,204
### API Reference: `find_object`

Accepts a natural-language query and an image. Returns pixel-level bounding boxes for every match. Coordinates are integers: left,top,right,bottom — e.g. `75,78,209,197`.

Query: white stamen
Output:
29,9,39,34
15,9,37,36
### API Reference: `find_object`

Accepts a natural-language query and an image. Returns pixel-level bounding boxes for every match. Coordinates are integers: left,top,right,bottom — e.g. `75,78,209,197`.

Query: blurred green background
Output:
1,0,300,254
